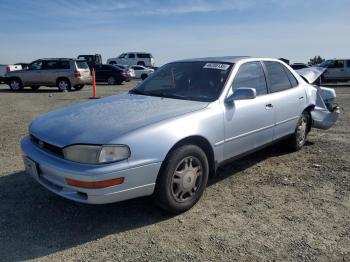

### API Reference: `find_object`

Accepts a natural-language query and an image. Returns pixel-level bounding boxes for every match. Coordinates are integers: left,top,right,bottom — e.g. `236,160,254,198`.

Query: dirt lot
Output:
0,82,349,261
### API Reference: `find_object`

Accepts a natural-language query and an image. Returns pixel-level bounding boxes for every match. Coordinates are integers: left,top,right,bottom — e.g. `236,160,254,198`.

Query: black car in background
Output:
94,64,130,85
290,63,310,70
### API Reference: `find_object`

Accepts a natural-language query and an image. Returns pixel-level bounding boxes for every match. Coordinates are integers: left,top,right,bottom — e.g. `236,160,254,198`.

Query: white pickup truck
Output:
0,64,22,83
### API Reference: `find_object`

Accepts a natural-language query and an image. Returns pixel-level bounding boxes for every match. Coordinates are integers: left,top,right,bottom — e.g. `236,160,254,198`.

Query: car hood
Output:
30,93,209,147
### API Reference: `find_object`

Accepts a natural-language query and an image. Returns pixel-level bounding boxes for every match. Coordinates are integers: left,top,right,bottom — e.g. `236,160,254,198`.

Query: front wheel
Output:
154,145,209,214
288,111,310,151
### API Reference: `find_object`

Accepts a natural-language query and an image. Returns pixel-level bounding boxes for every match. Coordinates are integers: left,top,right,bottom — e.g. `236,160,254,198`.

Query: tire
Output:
9,78,23,91
57,78,71,92
141,74,148,80
73,85,84,90
137,61,145,66
288,111,310,151
154,145,209,214
107,76,116,85
30,85,40,91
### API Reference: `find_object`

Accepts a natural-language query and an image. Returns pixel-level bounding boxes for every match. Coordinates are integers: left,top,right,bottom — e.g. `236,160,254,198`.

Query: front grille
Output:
30,135,64,157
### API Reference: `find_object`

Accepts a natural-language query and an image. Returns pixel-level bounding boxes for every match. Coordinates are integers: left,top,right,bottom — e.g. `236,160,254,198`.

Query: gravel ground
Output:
0,82,349,262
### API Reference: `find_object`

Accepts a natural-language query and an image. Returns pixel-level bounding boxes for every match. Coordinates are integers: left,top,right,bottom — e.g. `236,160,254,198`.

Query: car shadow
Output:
0,141,314,261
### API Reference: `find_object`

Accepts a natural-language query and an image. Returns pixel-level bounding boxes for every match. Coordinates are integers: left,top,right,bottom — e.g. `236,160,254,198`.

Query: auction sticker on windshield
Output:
203,63,230,70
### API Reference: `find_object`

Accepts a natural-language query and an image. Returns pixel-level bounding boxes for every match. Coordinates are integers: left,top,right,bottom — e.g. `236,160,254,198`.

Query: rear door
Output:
345,60,350,80
223,61,274,159
263,61,305,139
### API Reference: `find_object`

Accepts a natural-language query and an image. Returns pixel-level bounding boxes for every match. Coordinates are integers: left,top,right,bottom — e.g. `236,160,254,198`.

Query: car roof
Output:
37,58,76,61
174,56,251,64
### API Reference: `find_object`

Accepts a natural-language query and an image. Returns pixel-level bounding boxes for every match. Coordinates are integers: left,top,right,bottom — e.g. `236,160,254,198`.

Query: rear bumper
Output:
311,107,340,129
21,136,161,204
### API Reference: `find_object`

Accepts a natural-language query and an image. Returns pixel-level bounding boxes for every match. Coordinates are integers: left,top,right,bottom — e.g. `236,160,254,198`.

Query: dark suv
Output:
5,58,91,91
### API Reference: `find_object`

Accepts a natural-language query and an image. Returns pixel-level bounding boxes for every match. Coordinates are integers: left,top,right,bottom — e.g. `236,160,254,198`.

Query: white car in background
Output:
130,65,154,80
0,64,22,83
107,52,155,67
111,64,136,78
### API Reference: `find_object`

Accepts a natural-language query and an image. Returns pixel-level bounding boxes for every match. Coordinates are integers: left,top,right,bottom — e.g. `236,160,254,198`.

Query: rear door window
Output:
57,61,70,69
346,60,350,68
232,62,268,96
42,61,59,70
264,61,292,92
137,53,151,58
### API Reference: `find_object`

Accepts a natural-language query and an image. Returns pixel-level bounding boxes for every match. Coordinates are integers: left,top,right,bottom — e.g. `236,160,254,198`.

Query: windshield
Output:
132,61,233,102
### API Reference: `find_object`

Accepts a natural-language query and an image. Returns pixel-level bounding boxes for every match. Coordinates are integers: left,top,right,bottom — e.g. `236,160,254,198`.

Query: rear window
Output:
137,53,152,58
76,61,89,69
264,61,292,92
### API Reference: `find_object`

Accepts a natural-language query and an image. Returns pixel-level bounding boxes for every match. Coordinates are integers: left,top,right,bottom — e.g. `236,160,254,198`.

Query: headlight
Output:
63,145,130,164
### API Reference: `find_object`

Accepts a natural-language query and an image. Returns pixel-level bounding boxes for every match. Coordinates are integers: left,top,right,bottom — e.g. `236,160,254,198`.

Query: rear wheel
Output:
154,145,209,214
73,85,84,90
288,111,310,151
9,78,23,91
57,78,71,92
107,76,116,85
30,85,40,91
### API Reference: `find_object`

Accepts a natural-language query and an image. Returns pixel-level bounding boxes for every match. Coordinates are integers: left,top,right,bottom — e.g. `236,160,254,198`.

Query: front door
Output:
324,59,345,81
223,61,274,160
22,60,43,85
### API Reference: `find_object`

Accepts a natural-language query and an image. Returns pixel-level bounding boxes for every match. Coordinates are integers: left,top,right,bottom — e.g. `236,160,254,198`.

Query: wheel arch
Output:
56,77,70,85
303,104,315,132
158,135,217,180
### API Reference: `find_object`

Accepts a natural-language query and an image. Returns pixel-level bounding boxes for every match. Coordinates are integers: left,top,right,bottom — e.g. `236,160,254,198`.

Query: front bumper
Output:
21,136,161,204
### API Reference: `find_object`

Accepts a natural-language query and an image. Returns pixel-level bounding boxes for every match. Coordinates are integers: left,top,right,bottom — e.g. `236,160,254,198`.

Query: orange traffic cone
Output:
89,68,100,99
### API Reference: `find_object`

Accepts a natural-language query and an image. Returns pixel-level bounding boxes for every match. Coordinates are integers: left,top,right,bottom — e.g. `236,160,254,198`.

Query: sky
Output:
0,0,349,66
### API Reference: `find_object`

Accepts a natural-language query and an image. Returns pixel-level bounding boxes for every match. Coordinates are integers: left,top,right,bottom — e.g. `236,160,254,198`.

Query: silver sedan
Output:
21,56,339,213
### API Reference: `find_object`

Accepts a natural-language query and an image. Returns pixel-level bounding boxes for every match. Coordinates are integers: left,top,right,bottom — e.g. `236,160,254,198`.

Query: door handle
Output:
265,103,273,110
299,96,304,100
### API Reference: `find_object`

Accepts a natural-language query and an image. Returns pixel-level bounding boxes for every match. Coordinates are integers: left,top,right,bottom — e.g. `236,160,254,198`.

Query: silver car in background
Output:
21,56,339,213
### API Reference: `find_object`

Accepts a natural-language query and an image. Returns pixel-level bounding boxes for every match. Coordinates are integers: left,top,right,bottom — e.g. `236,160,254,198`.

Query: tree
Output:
308,56,325,66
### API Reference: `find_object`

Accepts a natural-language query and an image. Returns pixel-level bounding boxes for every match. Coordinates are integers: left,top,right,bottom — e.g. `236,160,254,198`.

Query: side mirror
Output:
225,87,257,104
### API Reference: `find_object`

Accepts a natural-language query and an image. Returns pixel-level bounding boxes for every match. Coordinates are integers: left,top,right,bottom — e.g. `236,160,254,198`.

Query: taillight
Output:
6,66,10,73
120,71,128,77
74,71,81,77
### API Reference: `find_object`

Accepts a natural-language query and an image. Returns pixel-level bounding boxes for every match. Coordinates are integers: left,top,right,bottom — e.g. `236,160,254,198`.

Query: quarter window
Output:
232,62,268,96
346,60,350,68
283,66,298,87
264,61,292,92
